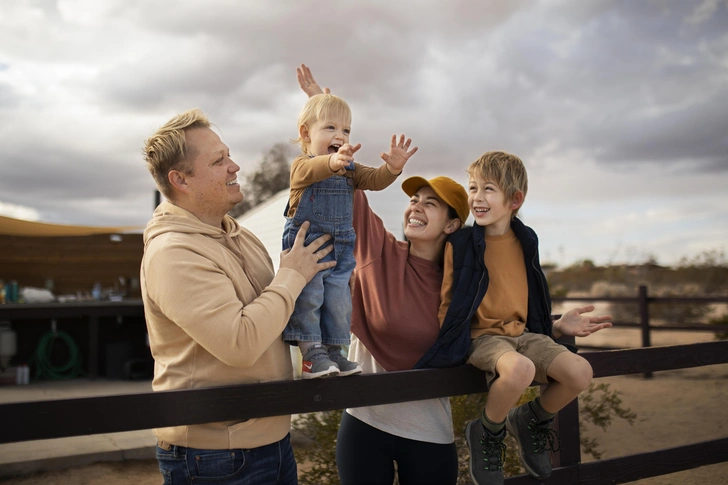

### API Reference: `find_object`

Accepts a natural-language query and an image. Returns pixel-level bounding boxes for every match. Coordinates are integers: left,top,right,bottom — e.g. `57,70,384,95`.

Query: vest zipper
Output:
532,252,551,329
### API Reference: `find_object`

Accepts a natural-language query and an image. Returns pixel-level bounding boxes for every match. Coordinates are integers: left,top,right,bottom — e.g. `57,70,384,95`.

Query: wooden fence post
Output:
638,285,653,378
553,397,581,470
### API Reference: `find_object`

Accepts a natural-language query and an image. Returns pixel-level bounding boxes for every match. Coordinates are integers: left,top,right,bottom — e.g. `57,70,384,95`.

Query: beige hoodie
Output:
141,201,306,449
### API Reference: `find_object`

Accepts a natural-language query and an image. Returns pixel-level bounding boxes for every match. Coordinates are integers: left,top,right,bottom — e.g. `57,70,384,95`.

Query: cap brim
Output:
402,175,469,225
401,176,432,197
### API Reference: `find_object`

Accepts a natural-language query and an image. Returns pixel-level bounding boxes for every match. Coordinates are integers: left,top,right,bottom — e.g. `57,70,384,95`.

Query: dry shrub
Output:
292,383,635,484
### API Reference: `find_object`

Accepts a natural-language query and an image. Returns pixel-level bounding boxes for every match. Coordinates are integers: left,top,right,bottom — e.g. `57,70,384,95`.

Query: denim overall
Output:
282,173,356,345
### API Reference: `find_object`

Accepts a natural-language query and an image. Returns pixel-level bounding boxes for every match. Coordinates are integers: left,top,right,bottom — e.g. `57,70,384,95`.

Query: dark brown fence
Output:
553,284,728,350
1,339,727,484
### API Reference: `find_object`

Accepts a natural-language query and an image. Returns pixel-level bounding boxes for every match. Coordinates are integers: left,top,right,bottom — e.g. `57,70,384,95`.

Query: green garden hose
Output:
30,331,85,381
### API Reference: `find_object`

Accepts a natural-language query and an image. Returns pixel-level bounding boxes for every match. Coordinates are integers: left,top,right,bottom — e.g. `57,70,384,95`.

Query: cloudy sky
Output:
1,0,726,268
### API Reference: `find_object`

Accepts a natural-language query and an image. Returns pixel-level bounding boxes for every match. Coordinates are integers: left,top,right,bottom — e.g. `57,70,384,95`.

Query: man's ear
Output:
444,218,461,235
168,170,189,193
509,191,524,211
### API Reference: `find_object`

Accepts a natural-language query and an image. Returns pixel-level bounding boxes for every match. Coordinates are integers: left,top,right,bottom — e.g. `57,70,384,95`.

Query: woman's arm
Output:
352,190,391,267
297,63,330,97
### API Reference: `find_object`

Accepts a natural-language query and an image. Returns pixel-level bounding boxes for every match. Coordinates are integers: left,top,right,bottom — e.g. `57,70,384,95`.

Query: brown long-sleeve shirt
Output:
286,154,398,217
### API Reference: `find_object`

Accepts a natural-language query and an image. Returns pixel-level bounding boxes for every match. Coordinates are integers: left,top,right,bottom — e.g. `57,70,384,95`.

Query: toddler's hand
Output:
329,143,361,171
380,134,418,174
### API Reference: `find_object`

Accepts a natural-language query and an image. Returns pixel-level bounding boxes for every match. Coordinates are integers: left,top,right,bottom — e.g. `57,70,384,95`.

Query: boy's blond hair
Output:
143,108,211,199
295,94,352,155
467,151,528,218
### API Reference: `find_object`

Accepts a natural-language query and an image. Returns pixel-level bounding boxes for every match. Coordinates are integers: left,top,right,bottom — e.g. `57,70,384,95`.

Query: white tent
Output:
235,189,289,271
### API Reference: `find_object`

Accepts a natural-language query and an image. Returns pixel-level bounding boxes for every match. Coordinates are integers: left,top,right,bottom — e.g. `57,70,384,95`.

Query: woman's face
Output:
403,186,458,244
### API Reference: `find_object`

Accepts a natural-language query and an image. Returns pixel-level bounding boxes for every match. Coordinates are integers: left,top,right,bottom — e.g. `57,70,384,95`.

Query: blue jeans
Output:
156,434,297,485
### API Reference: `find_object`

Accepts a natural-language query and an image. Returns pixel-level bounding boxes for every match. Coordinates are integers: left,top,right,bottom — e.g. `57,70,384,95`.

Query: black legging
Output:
336,411,458,485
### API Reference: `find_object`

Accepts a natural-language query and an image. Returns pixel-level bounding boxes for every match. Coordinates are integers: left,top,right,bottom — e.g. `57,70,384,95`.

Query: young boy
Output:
283,93,417,379
438,151,611,484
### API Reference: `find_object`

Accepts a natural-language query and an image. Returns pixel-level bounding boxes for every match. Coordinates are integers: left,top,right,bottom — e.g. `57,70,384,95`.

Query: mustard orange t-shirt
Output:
439,229,528,339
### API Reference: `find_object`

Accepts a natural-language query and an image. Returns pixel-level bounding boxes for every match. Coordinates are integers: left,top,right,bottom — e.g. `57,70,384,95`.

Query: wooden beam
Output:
1,341,726,444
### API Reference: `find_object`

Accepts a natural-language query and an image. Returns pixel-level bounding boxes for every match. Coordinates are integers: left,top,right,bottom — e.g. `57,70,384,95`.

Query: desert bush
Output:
579,382,637,459
292,382,635,484
589,281,640,324
293,410,343,485
709,313,728,340
649,288,712,326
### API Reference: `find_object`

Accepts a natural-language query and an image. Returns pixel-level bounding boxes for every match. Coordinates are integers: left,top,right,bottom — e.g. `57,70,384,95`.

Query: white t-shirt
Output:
345,334,455,444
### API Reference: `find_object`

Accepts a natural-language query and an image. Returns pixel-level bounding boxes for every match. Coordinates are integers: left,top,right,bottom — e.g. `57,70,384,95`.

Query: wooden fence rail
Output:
1,340,727,484
553,284,728,350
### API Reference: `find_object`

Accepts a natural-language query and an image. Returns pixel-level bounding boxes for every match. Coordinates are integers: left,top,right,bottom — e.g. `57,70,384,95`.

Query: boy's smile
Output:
468,173,515,236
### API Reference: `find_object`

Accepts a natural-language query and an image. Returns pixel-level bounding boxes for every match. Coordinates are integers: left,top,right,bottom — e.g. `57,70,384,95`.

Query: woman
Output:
340,177,468,485
297,65,611,485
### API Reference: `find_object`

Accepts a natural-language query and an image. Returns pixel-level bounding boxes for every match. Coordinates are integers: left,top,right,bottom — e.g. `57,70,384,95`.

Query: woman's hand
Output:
552,305,612,338
297,64,330,97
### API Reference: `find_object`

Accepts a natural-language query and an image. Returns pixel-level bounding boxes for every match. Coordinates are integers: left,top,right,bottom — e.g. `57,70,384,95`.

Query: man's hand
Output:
329,143,362,171
297,64,330,97
279,221,336,282
552,305,613,338
380,134,418,175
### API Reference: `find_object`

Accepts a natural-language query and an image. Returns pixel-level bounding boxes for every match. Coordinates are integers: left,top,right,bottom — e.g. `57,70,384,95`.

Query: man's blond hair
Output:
467,151,528,218
143,108,210,199
294,94,352,155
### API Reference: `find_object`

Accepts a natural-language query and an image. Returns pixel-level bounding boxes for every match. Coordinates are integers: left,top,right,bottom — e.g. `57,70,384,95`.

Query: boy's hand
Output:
552,305,613,338
297,64,330,97
279,222,336,283
380,134,418,175
329,143,361,171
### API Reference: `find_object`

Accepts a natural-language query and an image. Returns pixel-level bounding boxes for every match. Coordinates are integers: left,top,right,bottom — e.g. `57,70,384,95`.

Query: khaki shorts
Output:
466,332,568,388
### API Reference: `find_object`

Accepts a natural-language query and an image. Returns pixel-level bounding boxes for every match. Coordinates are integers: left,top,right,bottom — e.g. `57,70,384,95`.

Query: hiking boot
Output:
505,402,560,479
327,346,362,377
465,419,506,485
301,345,339,379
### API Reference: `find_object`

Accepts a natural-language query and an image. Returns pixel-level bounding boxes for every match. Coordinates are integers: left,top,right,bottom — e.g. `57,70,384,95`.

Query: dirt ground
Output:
2,352,726,484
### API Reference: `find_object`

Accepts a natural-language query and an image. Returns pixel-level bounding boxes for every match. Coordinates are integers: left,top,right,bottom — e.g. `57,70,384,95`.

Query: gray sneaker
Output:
505,402,560,479
465,419,506,485
301,345,339,379
327,346,362,377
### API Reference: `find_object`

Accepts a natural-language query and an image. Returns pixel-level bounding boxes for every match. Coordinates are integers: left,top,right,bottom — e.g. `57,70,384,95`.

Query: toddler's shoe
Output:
301,344,339,379
327,346,362,377
465,418,506,485
505,402,560,479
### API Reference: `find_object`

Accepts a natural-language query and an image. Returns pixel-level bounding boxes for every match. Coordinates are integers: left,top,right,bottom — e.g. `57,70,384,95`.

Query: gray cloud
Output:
0,0,726,264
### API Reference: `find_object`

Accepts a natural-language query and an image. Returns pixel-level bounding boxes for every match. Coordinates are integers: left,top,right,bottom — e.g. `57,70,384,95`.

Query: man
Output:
141,108,335,485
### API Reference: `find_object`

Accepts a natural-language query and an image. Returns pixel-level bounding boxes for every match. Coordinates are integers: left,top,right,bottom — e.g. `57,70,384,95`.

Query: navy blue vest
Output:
413,218,556,369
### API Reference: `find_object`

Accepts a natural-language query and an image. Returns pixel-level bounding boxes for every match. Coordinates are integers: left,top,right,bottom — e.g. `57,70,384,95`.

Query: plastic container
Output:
15,364,29,385
6,281,18,303
0,322,17,369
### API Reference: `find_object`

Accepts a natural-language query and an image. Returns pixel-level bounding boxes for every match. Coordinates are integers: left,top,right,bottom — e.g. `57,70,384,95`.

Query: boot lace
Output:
479,431,507,471
527,418,561,454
